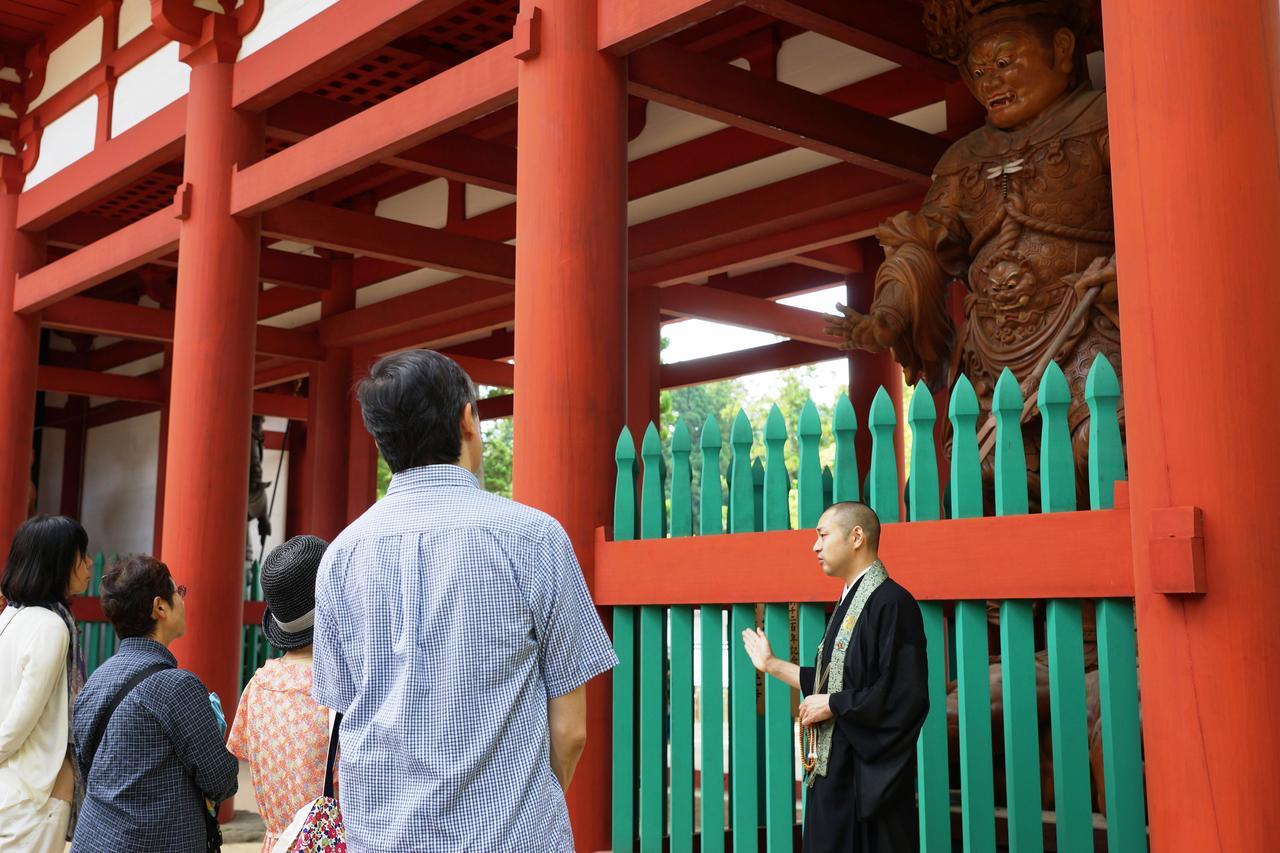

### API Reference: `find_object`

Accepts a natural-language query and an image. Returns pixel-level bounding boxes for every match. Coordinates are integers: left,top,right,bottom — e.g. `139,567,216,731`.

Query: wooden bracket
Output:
173,183,192,220
1148,505,1206,594
514,6,541,61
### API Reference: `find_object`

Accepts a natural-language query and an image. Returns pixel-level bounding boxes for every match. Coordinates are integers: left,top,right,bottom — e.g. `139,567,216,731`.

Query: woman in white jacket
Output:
0,515,92,852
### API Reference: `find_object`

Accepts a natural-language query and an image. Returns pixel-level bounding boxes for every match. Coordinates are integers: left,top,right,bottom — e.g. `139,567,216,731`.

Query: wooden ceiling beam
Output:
658,282,836,346
628,41,947,183
261,200,515,282
659,338,838,387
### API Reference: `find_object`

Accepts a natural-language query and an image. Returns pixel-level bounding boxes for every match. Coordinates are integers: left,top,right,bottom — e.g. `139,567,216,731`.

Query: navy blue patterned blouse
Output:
70,636,238,853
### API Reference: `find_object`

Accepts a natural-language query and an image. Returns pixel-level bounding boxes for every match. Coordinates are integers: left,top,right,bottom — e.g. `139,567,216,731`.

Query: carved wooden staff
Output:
974,282,1102,463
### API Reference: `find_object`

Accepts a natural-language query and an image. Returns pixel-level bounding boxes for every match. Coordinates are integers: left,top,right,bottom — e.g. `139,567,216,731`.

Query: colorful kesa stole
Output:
801,560,888,788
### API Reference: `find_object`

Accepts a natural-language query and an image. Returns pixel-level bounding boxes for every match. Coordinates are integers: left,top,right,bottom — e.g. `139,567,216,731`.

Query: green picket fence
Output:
609,357,1147,852
76,557,281,689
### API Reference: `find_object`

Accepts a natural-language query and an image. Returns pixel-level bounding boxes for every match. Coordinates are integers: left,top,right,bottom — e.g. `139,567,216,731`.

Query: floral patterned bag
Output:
272,713,345,853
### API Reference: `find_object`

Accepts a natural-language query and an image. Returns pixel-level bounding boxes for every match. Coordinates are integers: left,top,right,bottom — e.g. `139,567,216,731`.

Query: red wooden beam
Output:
232,38,523,215
261,201,515,282
632,191,922,286
742,0,951,78
709,263,841,299
254,359,311,389
352,305,515,364
593,507,1135,604
17,102,187,231
598,0,742,55
319,277,512,348
628,42,948,184
476,393,513,420
37,366,165,404
253,392,309,421
267,94,517,193
15,205,180,313
232,0,467,112
793,242,862,274
658,282,836,345
42,297,324,361
450,355,513,389
659,339,837,387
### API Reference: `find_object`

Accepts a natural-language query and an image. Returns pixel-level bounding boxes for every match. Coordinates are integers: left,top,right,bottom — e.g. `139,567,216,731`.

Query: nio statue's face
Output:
964,22,1076,129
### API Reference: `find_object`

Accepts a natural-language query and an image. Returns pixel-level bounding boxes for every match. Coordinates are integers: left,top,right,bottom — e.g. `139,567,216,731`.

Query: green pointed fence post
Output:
729,411,754,535
639,423,667,851
761,405,793,850
668,421,696,852
727,410,758,851
906,384,949,852
699,418,727,851
700,416,724,537
751,457,765,534
821,465,833,509
1038,363,1094,851
993,369,1043,853
1085,355,1127,511
831,393,859,502
867,387,899,521
612,428,639,853
948,375,997,853
796,401,826,818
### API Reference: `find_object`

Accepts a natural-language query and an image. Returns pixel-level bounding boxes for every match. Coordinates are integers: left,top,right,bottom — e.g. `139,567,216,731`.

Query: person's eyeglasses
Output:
175,584,188,599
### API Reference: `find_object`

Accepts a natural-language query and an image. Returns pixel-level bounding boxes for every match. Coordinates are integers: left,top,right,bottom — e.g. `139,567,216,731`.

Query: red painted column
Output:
0,192,45,544
513,2,626,848
345,387,378,523
845,240,904,492
627,286,662,444
1105,1,1280,848
161,31,263,734
308,257,355,539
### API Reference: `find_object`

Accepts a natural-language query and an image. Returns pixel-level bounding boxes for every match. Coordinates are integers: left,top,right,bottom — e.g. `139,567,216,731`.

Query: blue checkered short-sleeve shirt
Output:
312,465,617,852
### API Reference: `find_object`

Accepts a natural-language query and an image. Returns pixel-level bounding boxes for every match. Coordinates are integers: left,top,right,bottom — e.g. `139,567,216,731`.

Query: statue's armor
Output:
924,87,1120,436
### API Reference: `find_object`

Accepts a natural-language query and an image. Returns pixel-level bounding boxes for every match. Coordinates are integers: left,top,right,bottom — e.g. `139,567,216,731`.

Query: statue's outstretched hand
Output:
741,628,774,673
1074,255,1118,304
823,304,899,353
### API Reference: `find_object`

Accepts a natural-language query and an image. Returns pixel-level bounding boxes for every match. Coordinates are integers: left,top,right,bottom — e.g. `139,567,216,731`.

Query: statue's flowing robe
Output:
798,575,929,852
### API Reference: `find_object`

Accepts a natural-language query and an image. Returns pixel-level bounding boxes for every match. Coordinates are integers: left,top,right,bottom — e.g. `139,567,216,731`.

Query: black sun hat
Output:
260,534,329,652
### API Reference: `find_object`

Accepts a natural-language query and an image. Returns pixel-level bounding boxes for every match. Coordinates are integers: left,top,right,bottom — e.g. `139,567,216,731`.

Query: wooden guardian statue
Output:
826,0,1121,498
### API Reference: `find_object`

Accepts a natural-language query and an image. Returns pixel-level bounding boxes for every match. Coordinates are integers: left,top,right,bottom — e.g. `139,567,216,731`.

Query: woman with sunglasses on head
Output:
70,555,238,853
0,515,93,852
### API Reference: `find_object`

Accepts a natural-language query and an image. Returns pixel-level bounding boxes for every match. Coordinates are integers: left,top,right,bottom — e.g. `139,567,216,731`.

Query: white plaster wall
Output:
36,427,65,516
239,0,341,59
26,96,97,188
376,177,449,228
111,42,190,137
117,0,151,47
80,412,159,558
29,18,103,110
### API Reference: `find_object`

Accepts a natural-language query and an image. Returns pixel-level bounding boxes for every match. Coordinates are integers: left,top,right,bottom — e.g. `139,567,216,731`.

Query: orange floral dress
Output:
227,656,335,853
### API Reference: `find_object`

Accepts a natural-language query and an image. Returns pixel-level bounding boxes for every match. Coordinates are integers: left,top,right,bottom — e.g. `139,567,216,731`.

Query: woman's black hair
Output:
0,514,89,608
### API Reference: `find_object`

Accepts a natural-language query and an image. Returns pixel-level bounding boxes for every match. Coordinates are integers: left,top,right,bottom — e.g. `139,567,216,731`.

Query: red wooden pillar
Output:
1106,1,1280,848
628,286,662,443
308,257,355,540
161,23,263,734
284,422,308,539
513,2,627,848
345,386,378,523
0,190,45,544
845,240,904,493
152,346,172,555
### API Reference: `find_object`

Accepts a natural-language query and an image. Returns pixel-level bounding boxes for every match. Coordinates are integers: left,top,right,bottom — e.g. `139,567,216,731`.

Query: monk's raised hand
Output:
741,628,773,673
798,694,833,727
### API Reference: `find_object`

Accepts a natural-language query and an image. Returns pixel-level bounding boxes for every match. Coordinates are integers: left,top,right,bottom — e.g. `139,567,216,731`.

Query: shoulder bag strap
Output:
323,712,342,799
84,662,173,773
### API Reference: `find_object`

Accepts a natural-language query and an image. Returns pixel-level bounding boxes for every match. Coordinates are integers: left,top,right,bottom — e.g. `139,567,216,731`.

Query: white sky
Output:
661,284,849,401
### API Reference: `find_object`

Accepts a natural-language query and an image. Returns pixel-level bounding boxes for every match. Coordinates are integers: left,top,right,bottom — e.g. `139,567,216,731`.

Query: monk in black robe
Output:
742,501,930,851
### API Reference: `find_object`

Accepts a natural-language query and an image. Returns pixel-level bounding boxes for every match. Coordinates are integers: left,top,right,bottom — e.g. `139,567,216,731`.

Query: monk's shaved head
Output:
822,501,881,549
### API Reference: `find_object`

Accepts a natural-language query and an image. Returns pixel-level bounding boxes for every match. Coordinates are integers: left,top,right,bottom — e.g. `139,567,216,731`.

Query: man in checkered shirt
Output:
313,349,617,852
